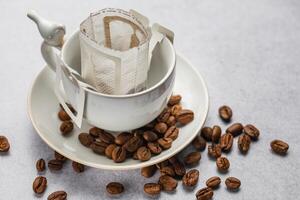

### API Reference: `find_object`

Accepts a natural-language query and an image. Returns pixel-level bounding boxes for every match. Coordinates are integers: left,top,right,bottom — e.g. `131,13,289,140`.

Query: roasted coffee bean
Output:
157,108,171,123
99,131,115,144
182,169,199,187
166,115,177,126
201,127,213,141
164,126,179,140
238,134,251,154
36,158,46,172
143,131,158,142
0,136,10,152
218,105,232,122
169,157,186,177
147,142,162,154
54,151,67,162
58,110,71,121
144,183,161,195
196,187,213,200
154,122,168,134
141,165,157,178
271,140,289,154
158,137,173,149
32,176,47,194
160,166,175,177
112,146,127,163
48,159,63,171
137,146,151,161
89,127,102,138
168,95,182,106
115,132,133,145
106,182,124,195
225,177,241,190
220,133,234,151
90,141,109,155
216,157,230,171
184,152,201,166
244,124,260,140
212,125,222,143
78,133,94,147
192,135,206,151
171,104,182,116
72,161,84,173
132,151,138,160
226,123,243,137
60,121,73,135
47,191,67,200
208,144,222,159
156,160,169,169
124,136,142,153
159,175,178,191
105,144,117,159
176,109,194,125
206,176,221,189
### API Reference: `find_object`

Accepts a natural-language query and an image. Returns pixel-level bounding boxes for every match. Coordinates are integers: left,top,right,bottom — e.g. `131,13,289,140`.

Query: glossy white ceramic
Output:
28,53,209,170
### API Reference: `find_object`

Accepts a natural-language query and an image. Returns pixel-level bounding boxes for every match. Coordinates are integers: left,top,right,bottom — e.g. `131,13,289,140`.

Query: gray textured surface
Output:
0,0,300,199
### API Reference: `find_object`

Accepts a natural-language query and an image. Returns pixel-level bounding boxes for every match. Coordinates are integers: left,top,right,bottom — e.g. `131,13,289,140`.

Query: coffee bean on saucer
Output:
168,95,182,106
58,110,71,121
141,165,157,178
196,187,213,200
157,108,171,123
89,127,102,138
216,157,230,171
226,123,243,137
159,175,178,191
54,151,67,162
48,159,63,171
182,169,199,187
105,144,117,159
123,136,142,153
212,125,221,143
220,133,234,152
32,176,47,194
154,122,168,134
47,191,67,200
201,127,213,141
78,133,94,147
112,146,127,163
143,131,158,142
171,104,182,116
166,115,177,126
90,141,109,155
137,146,151,161
0,135,10,152
144,183,161,195
225,177,241,190
164,126,179,140
115,132,133,145
206,176,221,189
208,144,222,159
218,105,232,122
106,182,124,195
72,161,84,173
99,131,115,144
176,109,194,125
192,135,206,151
158,138,173,149
270,139,289,154
60,121,73,135
36,158,46,172
244,124,260,140
238,134,251,154
147,142,162,154
184,152,201,166
160,166,175,177
132,151,139,160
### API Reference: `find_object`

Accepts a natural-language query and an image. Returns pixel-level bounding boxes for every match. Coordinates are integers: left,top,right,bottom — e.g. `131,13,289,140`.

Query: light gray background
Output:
0,0,300,199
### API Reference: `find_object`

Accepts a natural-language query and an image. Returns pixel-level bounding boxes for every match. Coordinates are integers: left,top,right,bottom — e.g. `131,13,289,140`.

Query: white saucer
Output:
27,53,209,170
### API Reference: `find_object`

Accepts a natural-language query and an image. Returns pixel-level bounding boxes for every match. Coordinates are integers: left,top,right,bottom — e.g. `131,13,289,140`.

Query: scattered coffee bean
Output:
184,152,201,166
208,144,222,159
32,176,47,194
156,160,169,169
157,108,171,123
105,144,117,159
112,146,127,163
206,176,221,189
115,132,133,145
211,125,221,143
218,105,232,122
168,95,182,106
244,124,260,140
48,159,63,171
58,110,71,121
201,127,213,141
225,177,241,190
137,146,151,161
159,175,178,191
106,182,124,195
89,127,102,138
141,165,157,178
36,158,46,172
47,191,67,200
166,115,177,126
171,104,182,116
78,133,94,147
216,157,230,171
270,139,289,155
220,133,234,152
144,183,161,195
54,151,67,162
158,137,173,149
99,131,115,144
192,135,206,151
164,126,179,140
160,166,175,177
176,109,194,125
124,136,142,153
238,134,251,154
147,142,162,154
154,122,168,134
72,161,84,173
196,187,213,200
182,169,199,187
143,131,158,142
226,123,243,137
90,141,109,155
60,121,73,135
0,135,10,152
169,157,186,177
